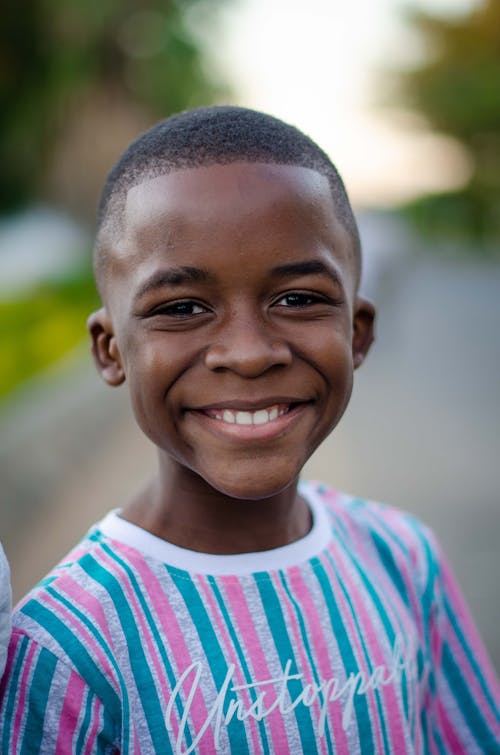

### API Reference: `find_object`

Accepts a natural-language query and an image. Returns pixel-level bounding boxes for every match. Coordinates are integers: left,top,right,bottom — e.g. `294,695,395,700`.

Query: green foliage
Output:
401,2,500,141
0,270,99,399
0,0,229,213
395,0,500,243
400,186,500,252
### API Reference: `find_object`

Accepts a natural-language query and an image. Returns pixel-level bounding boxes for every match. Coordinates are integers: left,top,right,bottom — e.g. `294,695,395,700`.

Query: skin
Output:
88,162,375,554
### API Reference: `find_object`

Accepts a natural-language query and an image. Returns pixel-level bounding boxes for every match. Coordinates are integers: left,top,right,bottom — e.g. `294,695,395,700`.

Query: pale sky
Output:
196,0,479,206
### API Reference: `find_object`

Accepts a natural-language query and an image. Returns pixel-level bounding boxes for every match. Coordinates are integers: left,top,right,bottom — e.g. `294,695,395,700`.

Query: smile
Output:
203,404,290,426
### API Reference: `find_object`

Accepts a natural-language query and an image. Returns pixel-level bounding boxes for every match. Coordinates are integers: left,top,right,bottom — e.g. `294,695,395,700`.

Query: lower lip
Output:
188,404,309,442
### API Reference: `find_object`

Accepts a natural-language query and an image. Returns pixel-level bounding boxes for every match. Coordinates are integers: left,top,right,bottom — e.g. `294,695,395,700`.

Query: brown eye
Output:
275,293,323,307
154,300,207,317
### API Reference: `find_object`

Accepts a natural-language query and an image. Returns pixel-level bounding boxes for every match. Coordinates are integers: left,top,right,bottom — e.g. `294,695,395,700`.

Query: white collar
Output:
95,481,332,575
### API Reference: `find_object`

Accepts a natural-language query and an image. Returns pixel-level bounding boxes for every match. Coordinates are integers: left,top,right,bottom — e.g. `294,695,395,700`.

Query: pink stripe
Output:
104,542,214,750
42,592,116,685
55,671,86,752
271,571,329,755
133,729,142,752
437,698,468,753
198,576,261,753
220,576,290,751
12,639,37,753
98,550,169,698
311,483,341,506
287,567,351,752
60,575,114,646
0,634,20,698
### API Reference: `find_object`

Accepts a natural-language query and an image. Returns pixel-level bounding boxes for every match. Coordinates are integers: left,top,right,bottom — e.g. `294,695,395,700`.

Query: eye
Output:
274,292,327,308
151,300,208,318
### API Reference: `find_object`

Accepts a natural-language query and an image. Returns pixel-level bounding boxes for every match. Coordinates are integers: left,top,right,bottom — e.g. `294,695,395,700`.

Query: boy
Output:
1,106,499,753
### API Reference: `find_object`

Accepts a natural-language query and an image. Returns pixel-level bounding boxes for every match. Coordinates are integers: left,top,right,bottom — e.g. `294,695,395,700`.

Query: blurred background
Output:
1,0,499,670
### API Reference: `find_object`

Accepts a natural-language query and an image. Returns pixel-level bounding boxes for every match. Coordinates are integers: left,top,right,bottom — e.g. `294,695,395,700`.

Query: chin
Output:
201,459,303,502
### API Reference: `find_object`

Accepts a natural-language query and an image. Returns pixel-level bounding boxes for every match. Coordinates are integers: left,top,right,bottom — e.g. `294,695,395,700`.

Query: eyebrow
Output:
134,266,213,301
270,260,343,286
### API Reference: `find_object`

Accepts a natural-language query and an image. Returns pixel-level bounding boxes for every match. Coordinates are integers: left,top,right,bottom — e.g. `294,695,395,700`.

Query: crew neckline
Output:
95,482,332,575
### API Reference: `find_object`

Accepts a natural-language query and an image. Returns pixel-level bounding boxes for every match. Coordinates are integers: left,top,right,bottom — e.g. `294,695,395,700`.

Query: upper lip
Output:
189,397,311,412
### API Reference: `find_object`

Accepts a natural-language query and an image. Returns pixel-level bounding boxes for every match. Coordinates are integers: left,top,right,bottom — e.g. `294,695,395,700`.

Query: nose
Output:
204,314,292,377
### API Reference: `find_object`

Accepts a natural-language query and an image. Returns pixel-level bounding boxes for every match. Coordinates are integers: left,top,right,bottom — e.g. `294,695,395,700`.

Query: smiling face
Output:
89,162,374,503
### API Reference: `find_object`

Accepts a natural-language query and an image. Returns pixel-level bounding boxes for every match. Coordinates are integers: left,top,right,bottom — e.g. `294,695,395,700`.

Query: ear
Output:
352,296,375,369
87,308,126,386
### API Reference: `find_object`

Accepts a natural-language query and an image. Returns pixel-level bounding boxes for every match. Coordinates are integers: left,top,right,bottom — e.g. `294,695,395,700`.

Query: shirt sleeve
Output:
423,532,500,753
0,630,119,754
0,544,12,681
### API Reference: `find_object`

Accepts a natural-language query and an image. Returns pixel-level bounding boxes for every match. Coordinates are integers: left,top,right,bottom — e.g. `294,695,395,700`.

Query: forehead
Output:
109,162,356,290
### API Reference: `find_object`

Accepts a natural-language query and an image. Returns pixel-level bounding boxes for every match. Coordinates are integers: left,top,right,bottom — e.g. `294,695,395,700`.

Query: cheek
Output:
304,321,354,383
318,334,355,416
123,339,173,431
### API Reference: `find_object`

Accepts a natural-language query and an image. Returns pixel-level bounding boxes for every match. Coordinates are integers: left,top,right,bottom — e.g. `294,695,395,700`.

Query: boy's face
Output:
90,162,374,501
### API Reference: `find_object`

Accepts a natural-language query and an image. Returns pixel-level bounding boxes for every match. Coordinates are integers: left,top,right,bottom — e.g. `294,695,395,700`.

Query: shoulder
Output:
304,480,443,595
5,525,146,715
10,525,142,678
305,479,437,544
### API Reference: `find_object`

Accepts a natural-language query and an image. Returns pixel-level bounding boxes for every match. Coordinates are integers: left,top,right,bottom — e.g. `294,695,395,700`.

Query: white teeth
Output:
236,411,253,425
253,409,269,425
210,404,291,426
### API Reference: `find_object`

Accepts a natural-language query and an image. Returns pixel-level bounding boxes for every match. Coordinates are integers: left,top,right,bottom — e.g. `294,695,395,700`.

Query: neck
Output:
121,457,311,554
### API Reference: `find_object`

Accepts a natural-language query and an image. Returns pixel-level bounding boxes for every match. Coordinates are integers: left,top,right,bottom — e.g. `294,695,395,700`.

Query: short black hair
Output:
95,105,361,293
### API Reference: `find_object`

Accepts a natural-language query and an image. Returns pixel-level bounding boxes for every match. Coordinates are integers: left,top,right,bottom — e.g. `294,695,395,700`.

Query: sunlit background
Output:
1,0,499,668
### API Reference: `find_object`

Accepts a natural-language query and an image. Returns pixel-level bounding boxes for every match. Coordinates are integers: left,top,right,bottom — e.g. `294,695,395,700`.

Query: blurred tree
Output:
396,0,500,244
0,0,230,220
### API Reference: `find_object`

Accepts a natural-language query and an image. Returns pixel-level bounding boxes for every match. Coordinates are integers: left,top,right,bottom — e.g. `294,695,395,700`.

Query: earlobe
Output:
352,297,376,369
87,308,125,386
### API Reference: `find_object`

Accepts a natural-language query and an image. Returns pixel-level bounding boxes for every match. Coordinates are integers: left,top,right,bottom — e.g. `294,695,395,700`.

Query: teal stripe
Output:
412,526,439,664
80,557,172,754
168,567,249,755
99,542,193,750
326,560,391,754
20,647,57,755
442,643,497,748
278,572,334,753
370,535,411,609
75,686,95,753
412,525,438,607
21,600,122,721
207,577,271,755
443,593,498,714
430,723,447,754
402,525,439,700
255,574,319,755
311,558,374,755
2,635,29,754
362,507,412,559
46,584,129,712
419,704,431,754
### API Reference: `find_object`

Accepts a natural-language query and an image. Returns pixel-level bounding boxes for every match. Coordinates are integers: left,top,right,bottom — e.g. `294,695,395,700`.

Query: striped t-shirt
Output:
1,482,499,753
